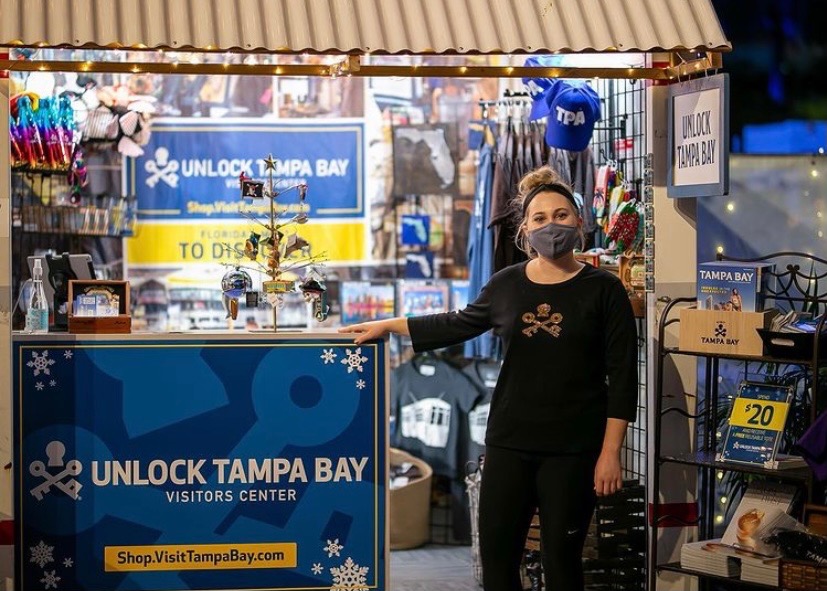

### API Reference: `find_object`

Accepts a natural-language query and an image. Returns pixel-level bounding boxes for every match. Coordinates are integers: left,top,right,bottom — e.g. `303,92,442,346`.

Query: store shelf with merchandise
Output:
659,450,812,482
649,252,827,591
658,563,779,590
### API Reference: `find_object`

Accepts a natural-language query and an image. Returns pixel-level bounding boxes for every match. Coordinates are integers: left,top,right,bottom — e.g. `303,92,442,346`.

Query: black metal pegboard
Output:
591,76,648,487
592,78,647,196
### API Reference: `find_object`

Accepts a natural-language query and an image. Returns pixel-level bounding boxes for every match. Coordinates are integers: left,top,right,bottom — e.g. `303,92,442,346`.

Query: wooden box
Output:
779,506,827,590
678,308,777,357
68,280,132,334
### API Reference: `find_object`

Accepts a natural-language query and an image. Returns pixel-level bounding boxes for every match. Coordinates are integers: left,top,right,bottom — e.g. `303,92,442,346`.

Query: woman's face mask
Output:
527,222,581,260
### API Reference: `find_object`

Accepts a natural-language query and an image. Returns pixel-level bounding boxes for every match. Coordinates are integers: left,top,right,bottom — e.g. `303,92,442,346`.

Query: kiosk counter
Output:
12,332,388,591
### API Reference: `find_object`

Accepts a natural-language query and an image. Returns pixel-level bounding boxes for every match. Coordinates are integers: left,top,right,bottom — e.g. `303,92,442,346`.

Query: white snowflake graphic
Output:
330,557,369,591
341,348,368,373
49,380,57,387
324,538,344,558
356,379,366,390
30,541,54,568
63,350,73,360
40,569,60,590
27,351,56,377
63,558,73,568
312,563,324,575
35,382,45,391
321,349,338,364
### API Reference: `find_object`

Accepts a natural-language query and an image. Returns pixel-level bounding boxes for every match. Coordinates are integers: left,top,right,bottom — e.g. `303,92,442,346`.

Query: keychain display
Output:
10,93,78,172
221,154,328,331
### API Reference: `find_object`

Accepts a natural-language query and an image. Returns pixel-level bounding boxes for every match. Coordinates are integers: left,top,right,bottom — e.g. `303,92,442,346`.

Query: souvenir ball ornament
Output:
221,154,328,331
220,267,253,322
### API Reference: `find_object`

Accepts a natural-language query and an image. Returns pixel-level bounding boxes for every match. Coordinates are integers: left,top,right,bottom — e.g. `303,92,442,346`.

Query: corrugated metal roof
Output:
0,0,731,54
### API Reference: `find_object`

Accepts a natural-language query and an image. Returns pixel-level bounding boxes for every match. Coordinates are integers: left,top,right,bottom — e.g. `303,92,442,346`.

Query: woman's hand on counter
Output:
338,317,410,345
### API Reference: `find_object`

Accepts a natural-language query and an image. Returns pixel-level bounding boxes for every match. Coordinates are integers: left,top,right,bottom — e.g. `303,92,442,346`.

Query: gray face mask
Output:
527,222,581,260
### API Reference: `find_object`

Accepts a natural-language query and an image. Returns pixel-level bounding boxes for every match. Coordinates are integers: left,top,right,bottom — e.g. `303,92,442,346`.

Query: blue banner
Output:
15,337,387,591
128,120,364,220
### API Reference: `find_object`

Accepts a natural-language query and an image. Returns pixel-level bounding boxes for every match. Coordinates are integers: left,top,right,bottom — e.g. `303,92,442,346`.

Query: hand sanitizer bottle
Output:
25,259,49,333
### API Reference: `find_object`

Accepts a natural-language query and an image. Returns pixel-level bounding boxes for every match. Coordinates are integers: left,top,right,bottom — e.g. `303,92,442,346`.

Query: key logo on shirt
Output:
521,303,563,337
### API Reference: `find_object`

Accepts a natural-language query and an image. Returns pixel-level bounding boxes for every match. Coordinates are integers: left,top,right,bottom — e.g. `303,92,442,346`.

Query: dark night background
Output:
713,0,827,150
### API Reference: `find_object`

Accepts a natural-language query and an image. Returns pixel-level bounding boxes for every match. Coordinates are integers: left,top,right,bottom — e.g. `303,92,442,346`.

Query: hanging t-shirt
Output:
390,356,484,479
489,126,529,272
465,142,499,359
461,360,501,467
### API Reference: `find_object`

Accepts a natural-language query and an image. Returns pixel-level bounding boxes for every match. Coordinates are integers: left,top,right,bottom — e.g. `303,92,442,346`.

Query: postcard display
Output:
13,333,389,591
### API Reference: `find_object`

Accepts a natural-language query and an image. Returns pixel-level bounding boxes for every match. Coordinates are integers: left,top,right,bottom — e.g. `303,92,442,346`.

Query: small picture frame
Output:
68,280,132,334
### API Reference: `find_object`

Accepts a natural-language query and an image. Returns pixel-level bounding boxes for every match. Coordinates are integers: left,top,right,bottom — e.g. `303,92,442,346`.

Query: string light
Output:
726,202,735,212
819,231,824,239
715,515,724,524
812,170,820,178
716,246,724,254
720,496,728,504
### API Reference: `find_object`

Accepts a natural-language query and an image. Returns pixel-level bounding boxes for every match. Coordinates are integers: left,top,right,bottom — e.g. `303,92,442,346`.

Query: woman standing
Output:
340,166,638,591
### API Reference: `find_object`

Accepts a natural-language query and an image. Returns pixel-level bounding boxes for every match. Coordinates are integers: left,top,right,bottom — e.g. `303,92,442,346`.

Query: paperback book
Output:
720,482,798,555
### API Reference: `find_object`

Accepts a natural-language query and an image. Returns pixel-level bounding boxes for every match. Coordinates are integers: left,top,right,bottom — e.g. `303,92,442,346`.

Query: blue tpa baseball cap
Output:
542,80,602,152
545,80,600,152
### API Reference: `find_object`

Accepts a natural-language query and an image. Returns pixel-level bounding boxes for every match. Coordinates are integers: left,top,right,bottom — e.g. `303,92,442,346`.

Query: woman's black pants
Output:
478,445,599,591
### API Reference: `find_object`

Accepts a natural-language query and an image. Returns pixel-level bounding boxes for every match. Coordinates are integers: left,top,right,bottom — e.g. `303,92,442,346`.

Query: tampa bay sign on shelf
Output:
127,119,364,220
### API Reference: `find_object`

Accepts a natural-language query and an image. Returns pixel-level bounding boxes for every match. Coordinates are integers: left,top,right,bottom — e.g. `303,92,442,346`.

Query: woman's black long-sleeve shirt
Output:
407,262,638,454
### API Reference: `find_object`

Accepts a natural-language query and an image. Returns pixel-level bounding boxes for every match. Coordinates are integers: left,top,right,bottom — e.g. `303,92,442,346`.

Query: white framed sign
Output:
667,73,729,198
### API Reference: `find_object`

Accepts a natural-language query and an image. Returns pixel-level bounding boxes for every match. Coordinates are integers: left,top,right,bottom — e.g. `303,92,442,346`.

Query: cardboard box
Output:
679,309,778,357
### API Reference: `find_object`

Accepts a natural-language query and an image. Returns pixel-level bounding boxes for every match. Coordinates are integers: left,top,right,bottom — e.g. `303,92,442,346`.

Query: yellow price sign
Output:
729,398,790,432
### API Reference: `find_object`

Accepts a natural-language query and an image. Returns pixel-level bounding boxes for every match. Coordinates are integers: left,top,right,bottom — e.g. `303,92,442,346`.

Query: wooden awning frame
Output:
0,51,722,81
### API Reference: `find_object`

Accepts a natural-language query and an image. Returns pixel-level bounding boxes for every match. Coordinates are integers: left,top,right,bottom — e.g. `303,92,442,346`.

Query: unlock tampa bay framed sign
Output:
667,73,730,198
